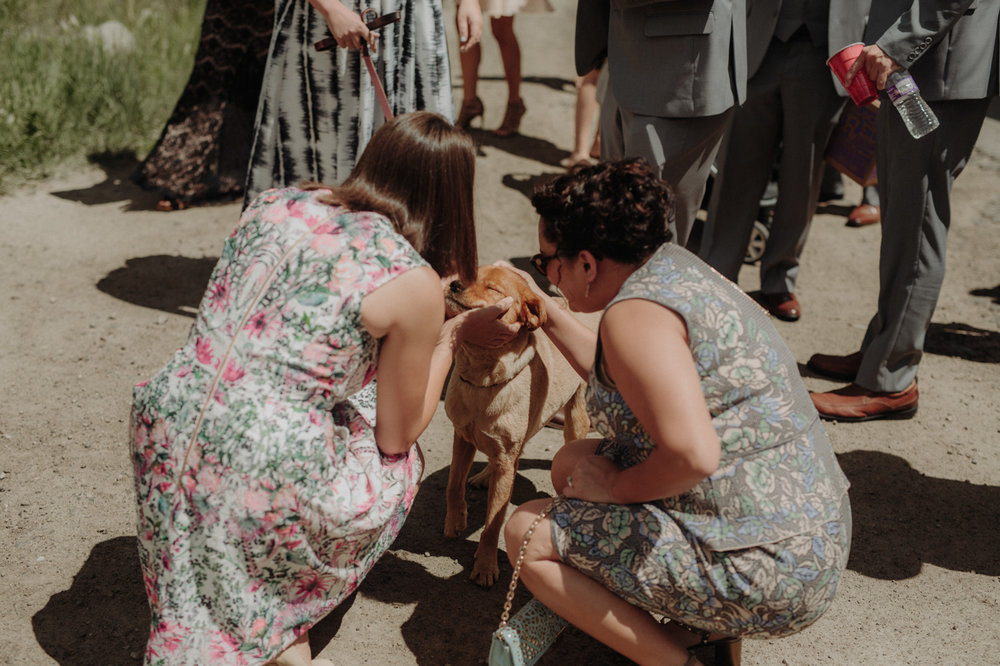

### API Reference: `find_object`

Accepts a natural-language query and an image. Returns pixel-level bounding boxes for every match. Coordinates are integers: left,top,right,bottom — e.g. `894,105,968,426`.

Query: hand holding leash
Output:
312,1,375,52
315,9,402,121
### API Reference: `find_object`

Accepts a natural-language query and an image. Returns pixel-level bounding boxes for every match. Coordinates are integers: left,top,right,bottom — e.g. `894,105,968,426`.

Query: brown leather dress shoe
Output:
807,350,863,381
762,292,801,321
846,204,880,227
810,382,918,422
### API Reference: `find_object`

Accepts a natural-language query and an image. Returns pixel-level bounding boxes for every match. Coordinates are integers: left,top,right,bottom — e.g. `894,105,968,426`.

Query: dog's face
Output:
444,265,545,330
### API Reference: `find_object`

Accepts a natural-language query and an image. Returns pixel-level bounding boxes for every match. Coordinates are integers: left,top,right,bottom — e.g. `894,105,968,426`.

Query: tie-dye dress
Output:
550,244,852,639
244,0,454,204
129,187,425,665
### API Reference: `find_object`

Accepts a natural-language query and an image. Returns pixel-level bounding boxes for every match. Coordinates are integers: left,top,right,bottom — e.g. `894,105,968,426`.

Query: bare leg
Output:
569,69,601,166
459,42,482,104
268,632,333,666
457,43,485,129
491,16,522,105
505,500,700,665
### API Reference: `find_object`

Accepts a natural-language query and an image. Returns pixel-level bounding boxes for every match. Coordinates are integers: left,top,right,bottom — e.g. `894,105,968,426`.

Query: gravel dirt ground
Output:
2,2,999,664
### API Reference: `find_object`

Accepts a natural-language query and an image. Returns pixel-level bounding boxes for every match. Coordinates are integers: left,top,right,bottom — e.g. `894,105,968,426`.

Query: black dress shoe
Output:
762,292,801,321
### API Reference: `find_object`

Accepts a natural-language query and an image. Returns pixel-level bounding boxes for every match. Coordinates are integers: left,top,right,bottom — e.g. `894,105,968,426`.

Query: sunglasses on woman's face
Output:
530,252,559,275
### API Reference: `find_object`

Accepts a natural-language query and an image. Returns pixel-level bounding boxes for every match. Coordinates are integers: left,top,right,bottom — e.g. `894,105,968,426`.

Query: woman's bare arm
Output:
362,267,516,455
496,262,597,379
562,299,721,503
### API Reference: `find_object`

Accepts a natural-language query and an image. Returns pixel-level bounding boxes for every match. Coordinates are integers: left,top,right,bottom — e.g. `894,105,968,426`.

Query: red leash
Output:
314,9,401,122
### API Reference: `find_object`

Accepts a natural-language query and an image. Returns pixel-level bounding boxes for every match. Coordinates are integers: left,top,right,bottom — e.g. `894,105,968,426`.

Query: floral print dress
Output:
550,244,852,639
130,187,425,665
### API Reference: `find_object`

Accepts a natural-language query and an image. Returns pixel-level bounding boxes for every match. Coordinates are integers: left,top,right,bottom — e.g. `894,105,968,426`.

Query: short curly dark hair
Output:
530,158,674,264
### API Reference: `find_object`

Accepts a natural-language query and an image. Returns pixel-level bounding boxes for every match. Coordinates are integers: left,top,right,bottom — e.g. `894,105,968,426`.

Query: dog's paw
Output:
470,558,500,587
443,511,467,538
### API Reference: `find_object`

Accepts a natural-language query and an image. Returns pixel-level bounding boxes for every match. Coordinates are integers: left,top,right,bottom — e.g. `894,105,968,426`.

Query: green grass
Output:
0,0,207,193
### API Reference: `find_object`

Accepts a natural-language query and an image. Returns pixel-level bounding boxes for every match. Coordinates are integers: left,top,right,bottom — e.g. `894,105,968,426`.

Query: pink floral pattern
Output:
130,187,426,665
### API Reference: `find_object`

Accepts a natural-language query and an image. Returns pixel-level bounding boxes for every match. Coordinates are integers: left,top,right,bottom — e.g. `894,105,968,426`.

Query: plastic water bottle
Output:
885,70,940,139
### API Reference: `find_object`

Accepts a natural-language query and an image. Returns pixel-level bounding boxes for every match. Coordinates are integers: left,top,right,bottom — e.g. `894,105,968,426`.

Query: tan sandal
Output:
494,99,526,137
456,96,484,130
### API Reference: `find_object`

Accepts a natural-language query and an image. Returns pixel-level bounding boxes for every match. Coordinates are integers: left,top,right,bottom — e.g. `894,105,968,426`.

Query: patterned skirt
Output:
132,388,422,665
550,493,851,639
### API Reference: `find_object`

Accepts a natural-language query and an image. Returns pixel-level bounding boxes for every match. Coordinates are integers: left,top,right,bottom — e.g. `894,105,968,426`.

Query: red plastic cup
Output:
828,42,878,106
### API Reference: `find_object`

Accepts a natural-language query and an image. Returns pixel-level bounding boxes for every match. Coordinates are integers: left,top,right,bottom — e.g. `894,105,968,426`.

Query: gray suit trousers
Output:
700,34,843,294
856,96,991,392
601,85,732,247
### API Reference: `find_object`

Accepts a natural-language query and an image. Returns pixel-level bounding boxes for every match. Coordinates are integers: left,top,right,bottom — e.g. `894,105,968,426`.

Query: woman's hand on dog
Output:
561,455,619,503
442,297,520,349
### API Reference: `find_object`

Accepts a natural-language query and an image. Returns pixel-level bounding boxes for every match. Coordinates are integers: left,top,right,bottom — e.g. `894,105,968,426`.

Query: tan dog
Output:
443,265,590,587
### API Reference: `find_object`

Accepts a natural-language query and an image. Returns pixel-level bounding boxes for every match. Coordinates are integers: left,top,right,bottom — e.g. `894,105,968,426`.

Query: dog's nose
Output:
449,280,463,293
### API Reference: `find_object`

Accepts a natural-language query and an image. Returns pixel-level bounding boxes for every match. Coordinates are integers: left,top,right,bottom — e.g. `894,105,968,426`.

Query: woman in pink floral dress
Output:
130,112,511,666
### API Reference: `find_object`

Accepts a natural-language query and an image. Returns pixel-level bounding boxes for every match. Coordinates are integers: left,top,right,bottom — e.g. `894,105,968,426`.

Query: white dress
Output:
480,0,553,17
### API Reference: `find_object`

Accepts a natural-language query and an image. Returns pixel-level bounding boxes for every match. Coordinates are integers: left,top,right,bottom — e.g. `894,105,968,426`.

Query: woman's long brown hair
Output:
303,112,478,284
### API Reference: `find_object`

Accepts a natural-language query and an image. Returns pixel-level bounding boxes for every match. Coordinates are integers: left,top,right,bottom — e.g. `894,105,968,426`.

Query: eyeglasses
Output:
530,252,560,275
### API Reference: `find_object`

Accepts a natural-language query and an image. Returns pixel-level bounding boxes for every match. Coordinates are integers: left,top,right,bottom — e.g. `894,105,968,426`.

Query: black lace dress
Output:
132,0,274,209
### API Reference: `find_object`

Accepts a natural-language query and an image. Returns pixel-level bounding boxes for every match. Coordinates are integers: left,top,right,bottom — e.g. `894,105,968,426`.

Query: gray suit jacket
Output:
864,0,1000,100
607,0,748,117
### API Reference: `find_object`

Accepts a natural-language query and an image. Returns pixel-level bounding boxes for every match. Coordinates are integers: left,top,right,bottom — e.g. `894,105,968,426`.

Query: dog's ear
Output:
519,294,547,330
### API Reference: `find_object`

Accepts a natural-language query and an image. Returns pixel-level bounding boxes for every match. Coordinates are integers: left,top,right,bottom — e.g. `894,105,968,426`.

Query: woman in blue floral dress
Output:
503,159,851,666
130,112,513,666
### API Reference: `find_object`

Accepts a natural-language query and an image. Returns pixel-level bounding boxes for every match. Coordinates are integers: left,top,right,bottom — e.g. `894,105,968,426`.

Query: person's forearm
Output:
540,297,597,379
608,454,711,504
420,317,462,429
874,0,976,69
308,0,349,22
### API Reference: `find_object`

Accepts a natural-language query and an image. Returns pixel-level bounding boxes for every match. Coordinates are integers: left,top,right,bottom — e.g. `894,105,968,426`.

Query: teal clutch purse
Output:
487,499,568,666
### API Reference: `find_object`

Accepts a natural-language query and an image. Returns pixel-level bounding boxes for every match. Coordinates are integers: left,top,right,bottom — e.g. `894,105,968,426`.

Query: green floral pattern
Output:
130,187,425,664
551,244,851,638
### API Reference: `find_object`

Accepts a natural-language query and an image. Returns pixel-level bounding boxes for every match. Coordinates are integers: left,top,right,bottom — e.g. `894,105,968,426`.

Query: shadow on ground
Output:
467,127,570,170
839,450,1000,580
501,171,565,199
33,451,999,664
97,255,217,317
32,536,148,665
970,283,1000,305
926,321,1000,364
50,151,241,212
349,462,631,665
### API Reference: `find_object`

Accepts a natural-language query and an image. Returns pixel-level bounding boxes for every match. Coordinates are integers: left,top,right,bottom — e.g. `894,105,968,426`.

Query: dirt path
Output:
2,2,999,664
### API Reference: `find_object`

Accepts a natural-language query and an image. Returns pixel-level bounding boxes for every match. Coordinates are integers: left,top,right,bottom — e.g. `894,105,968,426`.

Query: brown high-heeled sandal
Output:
456,96,484,130
494,99,526,137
